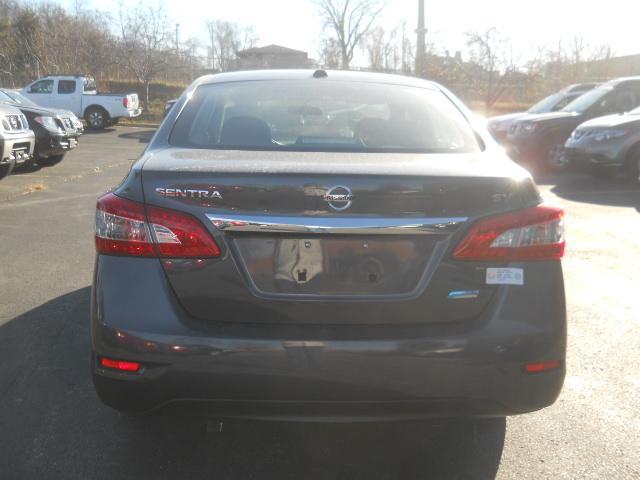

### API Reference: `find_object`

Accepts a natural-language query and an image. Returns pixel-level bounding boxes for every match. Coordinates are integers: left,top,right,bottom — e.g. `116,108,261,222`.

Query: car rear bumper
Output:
91,256,567,420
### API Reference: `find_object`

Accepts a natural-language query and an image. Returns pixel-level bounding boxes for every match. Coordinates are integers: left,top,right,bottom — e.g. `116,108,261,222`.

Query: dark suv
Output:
507,77,640,172
91,70,566,422
0,89,79,167
487,83,598,144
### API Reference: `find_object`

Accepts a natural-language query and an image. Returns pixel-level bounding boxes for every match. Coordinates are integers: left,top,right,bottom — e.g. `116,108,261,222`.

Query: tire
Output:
546,142,569,172
16,157,37,171
85,106,109,129
0,160,15,180
590,165,617,180
624,145,640,186
38,154,65,167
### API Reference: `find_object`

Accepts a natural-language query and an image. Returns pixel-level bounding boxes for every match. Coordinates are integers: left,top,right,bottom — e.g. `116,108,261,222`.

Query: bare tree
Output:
118,4,172,111
314,0,385,69
204,20,257,72
465,28,516,111
362,26,399,71
319,37,342,69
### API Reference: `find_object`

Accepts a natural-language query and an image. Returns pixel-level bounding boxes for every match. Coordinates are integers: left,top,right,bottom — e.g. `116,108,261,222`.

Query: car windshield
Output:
169,80,481,153
1,90,38,107
562,87,612,113
528,93,565,113
0,91,16,104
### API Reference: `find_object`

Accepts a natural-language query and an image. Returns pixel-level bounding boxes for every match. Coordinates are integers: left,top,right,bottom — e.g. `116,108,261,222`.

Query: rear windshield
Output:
169,80,480,153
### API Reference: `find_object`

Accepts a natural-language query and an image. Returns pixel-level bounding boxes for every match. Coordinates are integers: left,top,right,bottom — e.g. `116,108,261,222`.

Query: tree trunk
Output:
341,52,350,70
144,81,150,113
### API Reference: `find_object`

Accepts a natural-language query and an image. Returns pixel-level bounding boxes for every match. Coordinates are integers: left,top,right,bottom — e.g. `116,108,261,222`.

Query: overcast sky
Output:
60,0,637,66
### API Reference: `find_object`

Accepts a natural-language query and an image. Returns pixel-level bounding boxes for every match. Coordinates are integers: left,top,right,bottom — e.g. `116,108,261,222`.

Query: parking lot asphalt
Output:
0,127,639,479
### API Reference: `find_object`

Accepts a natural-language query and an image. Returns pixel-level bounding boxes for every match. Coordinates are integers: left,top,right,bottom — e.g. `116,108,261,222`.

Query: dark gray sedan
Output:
565,106,640,182
91,70,566,422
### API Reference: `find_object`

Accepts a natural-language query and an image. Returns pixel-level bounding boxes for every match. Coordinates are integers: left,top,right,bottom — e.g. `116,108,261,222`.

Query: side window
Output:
58,80,76,94
591,92,630,115
613,91,636,112
552,95,576,111
83,78,97,93
28,80,54,94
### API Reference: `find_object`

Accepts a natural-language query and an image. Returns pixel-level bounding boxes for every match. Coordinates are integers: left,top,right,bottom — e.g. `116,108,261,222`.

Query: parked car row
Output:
488,76,640,183
0,88,85,180
0,74,143,181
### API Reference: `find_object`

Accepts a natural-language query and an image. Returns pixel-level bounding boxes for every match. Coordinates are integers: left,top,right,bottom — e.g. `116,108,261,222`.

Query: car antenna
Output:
313,69,328,79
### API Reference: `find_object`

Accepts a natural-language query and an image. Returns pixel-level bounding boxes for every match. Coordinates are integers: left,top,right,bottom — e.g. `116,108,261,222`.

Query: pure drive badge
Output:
155,187,222,200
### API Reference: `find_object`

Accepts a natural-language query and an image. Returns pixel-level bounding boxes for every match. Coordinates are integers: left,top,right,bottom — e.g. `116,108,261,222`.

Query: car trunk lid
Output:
140,149,537,324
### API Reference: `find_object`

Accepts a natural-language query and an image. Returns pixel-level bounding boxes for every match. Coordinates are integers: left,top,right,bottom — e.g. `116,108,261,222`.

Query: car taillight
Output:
95,193,221,258
453,204,564,261
100,357,141,372
123,97,129,108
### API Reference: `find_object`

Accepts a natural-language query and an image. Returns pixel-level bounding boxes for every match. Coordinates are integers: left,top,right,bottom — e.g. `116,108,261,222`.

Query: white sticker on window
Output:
486,268,524,285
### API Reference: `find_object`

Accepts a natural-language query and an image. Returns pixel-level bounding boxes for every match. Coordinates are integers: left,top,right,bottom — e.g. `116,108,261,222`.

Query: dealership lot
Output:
0,127,638,479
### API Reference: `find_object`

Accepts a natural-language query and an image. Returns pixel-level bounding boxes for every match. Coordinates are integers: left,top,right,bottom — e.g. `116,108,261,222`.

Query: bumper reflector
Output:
100,357,141,372
524,360,561,374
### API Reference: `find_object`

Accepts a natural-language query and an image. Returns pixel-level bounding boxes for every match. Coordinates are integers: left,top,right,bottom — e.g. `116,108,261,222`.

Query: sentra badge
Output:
155,187,222,200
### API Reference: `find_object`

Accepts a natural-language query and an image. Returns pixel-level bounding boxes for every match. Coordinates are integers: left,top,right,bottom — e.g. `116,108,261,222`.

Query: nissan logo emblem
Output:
323,185,353,211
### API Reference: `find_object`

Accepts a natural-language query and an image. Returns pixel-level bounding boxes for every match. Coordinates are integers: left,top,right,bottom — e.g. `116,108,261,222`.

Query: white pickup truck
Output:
21,75,141,129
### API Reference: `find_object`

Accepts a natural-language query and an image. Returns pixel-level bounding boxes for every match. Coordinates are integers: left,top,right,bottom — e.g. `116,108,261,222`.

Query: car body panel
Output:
91,70,566,419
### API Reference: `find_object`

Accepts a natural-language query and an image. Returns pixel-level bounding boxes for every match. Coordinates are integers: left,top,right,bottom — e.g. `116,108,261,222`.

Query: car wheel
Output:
546,142,569,172
624,146,640,186
590,165,617,180
0,160,15,180
86,106,109,129
38,154,65,167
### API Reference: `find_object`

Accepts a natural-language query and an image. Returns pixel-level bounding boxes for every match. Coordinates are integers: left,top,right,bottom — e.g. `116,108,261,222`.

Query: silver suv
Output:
0,104,34,179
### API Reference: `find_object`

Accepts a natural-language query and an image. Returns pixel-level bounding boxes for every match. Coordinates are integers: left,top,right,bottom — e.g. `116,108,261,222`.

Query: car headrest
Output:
220,116,272,147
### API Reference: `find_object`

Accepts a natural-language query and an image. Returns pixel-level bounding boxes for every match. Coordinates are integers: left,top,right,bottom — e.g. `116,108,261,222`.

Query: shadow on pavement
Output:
0,288,505,480
118,129,155,143
12,162,43,175
535,172,640,210
81,127,117,135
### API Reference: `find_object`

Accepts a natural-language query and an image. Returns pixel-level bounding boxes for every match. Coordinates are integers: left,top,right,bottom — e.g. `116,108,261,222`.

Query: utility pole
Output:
175,23,180,54
415,0,427,77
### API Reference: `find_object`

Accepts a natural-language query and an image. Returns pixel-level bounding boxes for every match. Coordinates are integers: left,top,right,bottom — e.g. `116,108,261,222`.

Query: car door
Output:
53,79,80,113
24,79,56,109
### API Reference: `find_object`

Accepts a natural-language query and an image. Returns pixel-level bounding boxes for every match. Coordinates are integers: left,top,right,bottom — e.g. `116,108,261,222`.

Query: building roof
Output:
237,44,308,57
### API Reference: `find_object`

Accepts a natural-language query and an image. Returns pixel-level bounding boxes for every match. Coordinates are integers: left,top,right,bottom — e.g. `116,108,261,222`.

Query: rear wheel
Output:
86,106,109,129
38,154,65,167
0,160,15,180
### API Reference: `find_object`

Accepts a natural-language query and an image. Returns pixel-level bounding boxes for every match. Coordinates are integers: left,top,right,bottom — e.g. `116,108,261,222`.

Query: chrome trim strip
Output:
207,214,468,235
